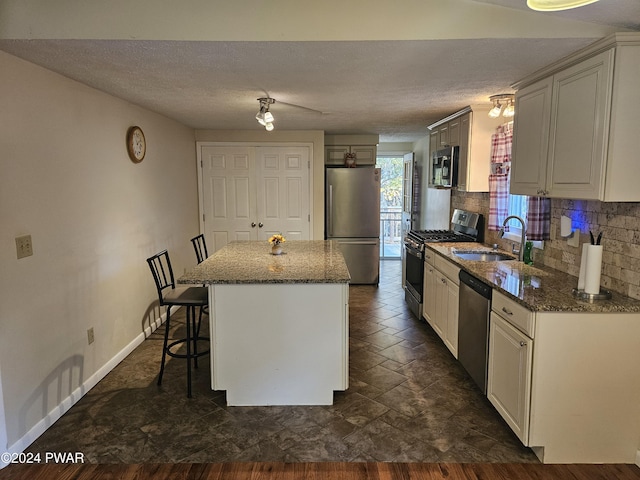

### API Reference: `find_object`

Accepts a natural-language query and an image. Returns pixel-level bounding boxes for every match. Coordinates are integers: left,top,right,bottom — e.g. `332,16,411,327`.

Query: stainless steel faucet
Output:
500,215,526,261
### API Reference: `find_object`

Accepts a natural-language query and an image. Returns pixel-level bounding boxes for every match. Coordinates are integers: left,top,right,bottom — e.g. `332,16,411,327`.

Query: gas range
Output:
405,209,483,252
403,209,483,319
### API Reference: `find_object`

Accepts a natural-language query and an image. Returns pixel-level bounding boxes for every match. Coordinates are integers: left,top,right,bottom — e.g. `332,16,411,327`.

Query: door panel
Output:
255,146,310,241
201,146,256,252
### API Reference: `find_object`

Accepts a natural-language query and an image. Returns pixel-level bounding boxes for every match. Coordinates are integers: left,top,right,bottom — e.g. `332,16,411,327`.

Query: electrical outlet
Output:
87,327,95,345
15,235,33,259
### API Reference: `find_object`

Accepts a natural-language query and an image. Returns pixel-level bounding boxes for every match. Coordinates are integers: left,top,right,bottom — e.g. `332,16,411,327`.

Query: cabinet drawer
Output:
492,290,535,337
435,255,460,285
424,248,436,267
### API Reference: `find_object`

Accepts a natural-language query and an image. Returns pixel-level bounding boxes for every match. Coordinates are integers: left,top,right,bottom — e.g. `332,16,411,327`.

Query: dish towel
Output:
526,196,551,241
488,123,513,231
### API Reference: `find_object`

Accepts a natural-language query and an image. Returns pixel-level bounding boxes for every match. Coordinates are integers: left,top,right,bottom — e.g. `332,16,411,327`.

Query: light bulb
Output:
264,111,274,123
488,104,502,118
503,102,515,117
265,122,274,131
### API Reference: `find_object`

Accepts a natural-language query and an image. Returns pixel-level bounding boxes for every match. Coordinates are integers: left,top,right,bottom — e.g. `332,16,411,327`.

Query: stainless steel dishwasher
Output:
458,270,492,394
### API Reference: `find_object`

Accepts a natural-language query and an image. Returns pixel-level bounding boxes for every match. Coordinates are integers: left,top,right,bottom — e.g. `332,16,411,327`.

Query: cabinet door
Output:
443,278,459,358
547,50,613,199
448,119,460,146
510,77,553,196
438,123,449,147
325,146,350,166
422,261,437,326
351,146,377,165
487,312,533,445
433,273,447,338
456,113,471,192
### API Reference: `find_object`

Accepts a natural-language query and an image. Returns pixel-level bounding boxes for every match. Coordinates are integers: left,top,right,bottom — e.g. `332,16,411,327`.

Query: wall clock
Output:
126,126,146,163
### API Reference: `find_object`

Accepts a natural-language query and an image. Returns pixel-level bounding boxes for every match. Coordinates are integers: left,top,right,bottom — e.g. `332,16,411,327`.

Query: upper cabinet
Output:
428,107,505,192
511,33,640,201
324,134,379,166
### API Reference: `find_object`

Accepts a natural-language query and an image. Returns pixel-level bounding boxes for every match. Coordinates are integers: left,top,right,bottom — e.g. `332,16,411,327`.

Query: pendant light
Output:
527,0,599,11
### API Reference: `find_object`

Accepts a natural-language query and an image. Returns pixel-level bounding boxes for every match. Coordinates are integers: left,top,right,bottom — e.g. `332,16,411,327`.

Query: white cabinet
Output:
324,145,377,166
428,107,504,192
422,251,437,326
486,288,640,463
511,34,640,201
423,250,460,358
487,311,533,444
324,135,379,166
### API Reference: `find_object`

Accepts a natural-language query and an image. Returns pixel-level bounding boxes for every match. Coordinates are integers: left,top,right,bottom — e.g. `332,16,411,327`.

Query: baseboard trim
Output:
2,311,168,467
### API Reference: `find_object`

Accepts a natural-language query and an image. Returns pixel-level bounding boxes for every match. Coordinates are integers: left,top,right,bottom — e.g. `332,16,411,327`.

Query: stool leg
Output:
192,308,199,369
158,306,172,386
186,306,192,398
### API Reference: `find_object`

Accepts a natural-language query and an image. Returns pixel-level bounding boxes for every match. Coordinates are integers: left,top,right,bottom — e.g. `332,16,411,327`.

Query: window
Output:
504,194,543,247
504,193,527,238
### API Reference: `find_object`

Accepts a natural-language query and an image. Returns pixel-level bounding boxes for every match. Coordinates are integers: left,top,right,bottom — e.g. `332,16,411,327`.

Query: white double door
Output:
199,144,311,253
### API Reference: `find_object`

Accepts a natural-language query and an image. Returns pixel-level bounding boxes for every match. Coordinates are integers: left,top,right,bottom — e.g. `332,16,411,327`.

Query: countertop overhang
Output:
427,242,640,314
178,240,351,285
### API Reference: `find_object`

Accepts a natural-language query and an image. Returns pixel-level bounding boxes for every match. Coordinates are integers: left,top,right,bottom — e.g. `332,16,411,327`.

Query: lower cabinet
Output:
423,251,460,358
487,311,533,444
487,289,640,463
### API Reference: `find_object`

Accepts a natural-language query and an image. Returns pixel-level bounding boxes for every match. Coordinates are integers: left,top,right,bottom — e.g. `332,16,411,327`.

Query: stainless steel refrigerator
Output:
325,167,380,285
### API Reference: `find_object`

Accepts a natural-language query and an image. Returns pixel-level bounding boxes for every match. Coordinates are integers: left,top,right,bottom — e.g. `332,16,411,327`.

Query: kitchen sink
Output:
453,251,516,262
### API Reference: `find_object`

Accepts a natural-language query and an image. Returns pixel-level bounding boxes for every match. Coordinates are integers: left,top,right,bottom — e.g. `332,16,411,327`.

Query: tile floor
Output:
26,260,538,464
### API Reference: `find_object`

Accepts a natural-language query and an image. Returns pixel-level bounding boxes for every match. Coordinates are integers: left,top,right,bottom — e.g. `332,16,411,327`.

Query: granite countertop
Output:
426,242,640,314
178,240,351,285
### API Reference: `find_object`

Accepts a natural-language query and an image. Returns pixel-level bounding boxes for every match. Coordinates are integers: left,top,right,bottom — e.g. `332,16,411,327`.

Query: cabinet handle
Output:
441,278,447,284
501,307,513,316
520,341,527,347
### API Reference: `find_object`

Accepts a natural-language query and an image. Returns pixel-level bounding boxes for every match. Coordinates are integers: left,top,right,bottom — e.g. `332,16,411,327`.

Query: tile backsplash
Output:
451,191,640,300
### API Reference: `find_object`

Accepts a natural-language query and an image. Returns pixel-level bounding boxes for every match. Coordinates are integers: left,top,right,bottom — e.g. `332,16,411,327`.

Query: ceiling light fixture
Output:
256,97,275,131
527,0,599,11
488,94,515,118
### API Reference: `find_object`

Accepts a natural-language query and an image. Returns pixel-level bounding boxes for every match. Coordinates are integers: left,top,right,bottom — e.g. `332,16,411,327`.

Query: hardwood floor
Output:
1,462,639,480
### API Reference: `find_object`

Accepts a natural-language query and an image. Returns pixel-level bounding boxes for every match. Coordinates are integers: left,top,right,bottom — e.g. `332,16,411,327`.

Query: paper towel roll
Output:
577,243,588,290
584,244,603,294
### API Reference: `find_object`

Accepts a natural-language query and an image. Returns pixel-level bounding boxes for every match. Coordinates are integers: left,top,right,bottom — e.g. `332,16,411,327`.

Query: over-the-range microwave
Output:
430,146,458,188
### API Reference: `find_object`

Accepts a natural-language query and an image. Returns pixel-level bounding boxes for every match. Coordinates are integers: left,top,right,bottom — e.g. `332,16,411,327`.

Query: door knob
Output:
251,222,256,228
258,222,264,228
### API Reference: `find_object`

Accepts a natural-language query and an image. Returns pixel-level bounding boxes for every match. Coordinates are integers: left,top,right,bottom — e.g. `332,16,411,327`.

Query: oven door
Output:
404,242,424,317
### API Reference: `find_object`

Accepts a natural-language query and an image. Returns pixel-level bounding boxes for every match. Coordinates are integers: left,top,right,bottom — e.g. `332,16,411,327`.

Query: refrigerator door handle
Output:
328,184,334,237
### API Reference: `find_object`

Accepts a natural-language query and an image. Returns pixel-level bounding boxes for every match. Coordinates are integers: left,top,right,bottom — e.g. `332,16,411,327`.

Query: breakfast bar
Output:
178,240,350,406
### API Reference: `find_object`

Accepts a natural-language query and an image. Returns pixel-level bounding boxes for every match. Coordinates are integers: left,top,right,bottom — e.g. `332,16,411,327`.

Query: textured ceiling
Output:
1,0,638,143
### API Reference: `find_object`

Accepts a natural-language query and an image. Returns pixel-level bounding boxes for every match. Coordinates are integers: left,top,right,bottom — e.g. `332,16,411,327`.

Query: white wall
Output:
0,51,199,453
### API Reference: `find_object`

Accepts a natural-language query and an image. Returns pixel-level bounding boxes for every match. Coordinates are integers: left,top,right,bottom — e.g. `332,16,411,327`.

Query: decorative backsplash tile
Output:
451,191,640,300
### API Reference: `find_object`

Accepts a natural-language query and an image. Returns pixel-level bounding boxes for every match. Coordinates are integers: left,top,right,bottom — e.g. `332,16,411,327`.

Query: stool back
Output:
191,234,209,264
147,250,175,305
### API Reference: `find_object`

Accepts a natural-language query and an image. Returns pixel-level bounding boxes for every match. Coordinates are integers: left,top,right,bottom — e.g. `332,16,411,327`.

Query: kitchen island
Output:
178,240,350,406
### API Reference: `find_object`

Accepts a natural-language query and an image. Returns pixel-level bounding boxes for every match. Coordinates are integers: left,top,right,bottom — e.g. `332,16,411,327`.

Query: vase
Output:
271,244,283,255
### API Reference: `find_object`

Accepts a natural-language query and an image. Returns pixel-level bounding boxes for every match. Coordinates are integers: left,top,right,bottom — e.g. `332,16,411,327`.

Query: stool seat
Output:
163,286,208,305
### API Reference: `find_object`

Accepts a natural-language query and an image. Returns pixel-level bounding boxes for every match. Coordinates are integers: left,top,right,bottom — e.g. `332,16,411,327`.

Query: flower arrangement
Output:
268,234,286,246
